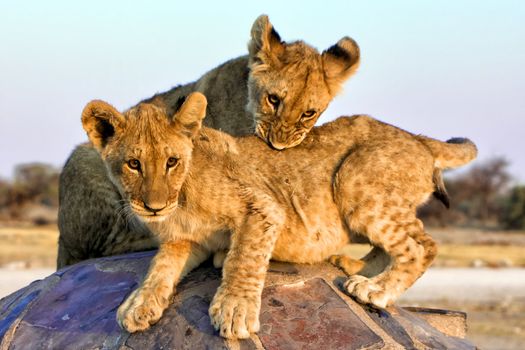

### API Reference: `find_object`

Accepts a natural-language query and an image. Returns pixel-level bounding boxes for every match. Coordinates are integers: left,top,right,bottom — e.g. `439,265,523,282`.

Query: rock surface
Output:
0,251,475,349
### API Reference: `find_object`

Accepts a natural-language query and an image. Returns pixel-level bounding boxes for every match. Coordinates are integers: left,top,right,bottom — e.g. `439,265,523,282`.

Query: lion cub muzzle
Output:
143,201,167,214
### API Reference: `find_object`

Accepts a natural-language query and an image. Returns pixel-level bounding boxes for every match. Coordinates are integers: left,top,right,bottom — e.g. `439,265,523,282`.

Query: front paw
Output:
343,275,393,308
117,288,166,333
209,289,260,339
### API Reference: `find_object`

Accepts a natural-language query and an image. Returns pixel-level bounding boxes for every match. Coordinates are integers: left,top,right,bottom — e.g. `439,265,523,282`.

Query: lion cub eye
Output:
267,94,280,108
166,157,179,169
127,159,141,171
301,110,317,120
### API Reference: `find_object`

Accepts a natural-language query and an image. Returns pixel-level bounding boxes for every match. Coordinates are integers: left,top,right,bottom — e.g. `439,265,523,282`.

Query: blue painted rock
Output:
0,251,475,349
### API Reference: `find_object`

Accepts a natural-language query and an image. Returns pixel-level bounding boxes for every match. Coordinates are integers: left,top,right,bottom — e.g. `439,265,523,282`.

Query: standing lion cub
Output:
57,15,360,268
82,92,476,339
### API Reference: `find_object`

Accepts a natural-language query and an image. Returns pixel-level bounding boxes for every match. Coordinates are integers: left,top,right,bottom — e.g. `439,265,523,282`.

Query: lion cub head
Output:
247,15,360,150
82,93,207,222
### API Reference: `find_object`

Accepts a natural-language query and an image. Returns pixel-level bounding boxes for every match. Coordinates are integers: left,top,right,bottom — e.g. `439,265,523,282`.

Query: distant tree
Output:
454,157,511,222
0,163,60,222
500,185,525,230
0,178,8,206
0,178,10,220
417,197,465,227
12,163,59,207
419,156,511,227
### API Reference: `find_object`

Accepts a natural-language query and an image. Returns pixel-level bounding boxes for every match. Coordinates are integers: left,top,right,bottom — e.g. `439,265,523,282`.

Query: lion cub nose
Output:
143,201,167,214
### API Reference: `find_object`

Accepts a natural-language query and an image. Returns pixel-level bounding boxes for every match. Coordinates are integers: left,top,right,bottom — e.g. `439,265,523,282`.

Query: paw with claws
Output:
343,275,394,308
117,286,170,333
209,288,260,339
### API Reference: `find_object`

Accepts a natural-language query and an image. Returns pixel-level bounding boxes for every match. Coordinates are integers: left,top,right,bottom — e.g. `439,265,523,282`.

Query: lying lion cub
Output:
82,93,476,339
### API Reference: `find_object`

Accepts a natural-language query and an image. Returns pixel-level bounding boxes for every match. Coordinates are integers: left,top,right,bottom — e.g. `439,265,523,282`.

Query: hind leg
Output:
213,250,228,268
332,137,436,307
407,218,438,271
329,254,365,276
330,246,391,277
343,204,436,308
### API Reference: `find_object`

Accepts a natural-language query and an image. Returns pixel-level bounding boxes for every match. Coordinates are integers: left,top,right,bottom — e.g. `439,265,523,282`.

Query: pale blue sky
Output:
1,1,524,181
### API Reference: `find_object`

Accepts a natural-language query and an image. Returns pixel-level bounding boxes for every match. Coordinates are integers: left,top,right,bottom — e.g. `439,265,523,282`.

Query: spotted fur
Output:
57,15,360,268
83,94,477,339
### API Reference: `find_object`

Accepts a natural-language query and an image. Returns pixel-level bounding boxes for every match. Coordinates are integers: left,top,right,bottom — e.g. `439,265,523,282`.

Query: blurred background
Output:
1,1,524,348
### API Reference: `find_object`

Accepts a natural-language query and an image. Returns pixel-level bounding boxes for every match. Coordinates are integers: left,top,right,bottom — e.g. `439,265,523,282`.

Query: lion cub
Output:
82,93,476,339
57,15,360,268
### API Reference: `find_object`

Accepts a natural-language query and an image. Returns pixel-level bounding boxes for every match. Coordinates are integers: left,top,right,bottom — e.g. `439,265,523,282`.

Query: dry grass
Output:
340,242,525,268
437,244,525,267
0,225,58,267
417,299,525,350
0,224,524,268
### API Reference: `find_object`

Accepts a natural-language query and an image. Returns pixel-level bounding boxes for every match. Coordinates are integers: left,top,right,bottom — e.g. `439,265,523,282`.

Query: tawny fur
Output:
82,93,477,339
57,15,360,268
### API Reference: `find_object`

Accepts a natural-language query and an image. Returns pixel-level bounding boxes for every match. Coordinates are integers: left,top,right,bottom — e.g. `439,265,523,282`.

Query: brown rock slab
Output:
258,278,383,349
0,251,476,349
403,307,467,338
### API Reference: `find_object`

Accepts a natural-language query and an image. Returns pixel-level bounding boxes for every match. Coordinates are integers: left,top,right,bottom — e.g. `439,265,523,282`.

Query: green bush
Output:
501,186,525,230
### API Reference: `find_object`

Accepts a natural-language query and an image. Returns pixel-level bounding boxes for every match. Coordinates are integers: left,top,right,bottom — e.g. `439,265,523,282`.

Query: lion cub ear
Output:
172,92,207,138
248,15,284,65
82,100,126,151
322,37,360,95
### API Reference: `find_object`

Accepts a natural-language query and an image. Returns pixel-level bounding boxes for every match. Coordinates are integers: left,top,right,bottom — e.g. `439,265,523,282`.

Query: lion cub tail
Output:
417,136,478,208
418,136,478,169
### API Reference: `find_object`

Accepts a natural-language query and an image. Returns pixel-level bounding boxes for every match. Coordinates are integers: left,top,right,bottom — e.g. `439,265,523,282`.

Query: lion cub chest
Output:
154,208,231,251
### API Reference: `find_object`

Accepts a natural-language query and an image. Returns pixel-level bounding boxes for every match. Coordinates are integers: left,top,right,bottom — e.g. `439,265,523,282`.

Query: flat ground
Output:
0,224,524,349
